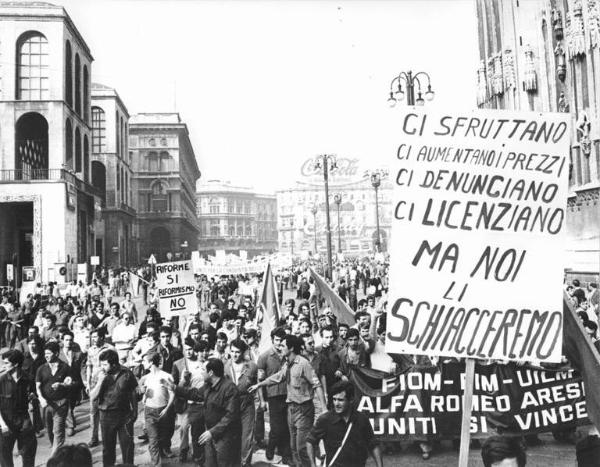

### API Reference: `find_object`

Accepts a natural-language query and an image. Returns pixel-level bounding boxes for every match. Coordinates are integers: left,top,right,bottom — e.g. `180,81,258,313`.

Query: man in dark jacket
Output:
176,358,241,467
0,350,37,467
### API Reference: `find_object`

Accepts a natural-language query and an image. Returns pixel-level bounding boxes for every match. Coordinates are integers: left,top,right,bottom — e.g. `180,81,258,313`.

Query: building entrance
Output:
0,202,33,286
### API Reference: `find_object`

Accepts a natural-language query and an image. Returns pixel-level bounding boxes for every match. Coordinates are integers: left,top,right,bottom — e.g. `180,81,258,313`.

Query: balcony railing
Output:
0,168,104,199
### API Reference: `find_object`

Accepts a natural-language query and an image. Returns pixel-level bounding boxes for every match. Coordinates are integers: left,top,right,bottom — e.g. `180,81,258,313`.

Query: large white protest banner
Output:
156,260,197,318
385,108,570,363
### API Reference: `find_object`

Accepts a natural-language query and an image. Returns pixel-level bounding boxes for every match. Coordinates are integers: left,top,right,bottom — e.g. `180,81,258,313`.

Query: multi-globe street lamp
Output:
333,193,342,253
365,169,389,252
387,70,435,107
312,155,337,280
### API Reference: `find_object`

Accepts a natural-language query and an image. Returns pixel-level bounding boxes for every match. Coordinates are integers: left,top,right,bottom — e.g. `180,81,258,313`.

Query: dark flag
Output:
309,266,355,326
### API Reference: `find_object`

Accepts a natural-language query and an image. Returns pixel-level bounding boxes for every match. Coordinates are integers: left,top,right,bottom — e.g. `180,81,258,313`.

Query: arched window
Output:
229,225,235,236
65,118,73,169
246,225,252,236
91,107,106,152
83,135,89,183
237,225,244,237
74,54,81,115
83,65,89,122
15,112,48,178
75,128,81,173
65,41,72,106
17,32,49,100
147,151,158,171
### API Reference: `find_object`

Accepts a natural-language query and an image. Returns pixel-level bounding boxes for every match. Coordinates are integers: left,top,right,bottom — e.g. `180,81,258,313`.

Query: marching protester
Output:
0,350,37,467
306,380,383,467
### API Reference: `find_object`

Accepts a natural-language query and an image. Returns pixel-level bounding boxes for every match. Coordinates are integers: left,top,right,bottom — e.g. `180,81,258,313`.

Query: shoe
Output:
67,428,75,437
422,452,431,460
138,433,149,442
265,445,275,461
88,439,99,448
161,448,175,458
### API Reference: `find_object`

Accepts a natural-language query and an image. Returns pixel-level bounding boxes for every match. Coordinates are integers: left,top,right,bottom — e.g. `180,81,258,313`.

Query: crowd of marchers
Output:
0,259,597,467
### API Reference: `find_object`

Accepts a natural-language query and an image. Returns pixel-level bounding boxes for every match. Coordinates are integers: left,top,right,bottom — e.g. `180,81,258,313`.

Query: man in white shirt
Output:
120,293,138,323
111,313,137,364
139,352,175,465
172,338,207,463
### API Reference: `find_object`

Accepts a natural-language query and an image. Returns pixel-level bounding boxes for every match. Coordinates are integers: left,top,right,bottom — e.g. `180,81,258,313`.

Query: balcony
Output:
0,168,104,199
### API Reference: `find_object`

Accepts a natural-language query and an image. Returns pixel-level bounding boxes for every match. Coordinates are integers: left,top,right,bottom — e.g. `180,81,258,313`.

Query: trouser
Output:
178,404,205,461
29,399,43,433
160,405,176,450
0,427,37,467
240,400,255,465
146,406,169,467
254,396,264,443
267,395,290,457
205,433,241,467
43,403,67,454
287,400,314,467
99,409,135,467
90,398,100,441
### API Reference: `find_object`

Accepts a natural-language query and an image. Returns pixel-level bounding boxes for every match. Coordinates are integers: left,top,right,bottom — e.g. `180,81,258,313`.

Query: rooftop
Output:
130,113,182,125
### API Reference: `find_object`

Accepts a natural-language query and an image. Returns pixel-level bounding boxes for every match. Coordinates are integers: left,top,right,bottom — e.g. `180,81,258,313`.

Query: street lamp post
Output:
365,169,389,252
387,71,435,107
310,205,318,256
312,155,337,280
333,194,342,253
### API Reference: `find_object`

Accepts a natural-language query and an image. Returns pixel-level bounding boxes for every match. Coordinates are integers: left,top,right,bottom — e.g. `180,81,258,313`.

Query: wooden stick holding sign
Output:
458,358,476,467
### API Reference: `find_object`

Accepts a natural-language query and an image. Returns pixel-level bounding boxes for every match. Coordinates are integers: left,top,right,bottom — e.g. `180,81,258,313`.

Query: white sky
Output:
58,0,479,193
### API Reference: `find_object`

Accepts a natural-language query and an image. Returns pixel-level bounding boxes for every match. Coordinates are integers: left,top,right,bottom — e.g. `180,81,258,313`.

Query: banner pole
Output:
458,358,475,467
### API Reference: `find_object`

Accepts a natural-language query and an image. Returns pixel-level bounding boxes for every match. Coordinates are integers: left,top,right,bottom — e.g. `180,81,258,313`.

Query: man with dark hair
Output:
0,350,37,467
256,326,291,462
317,325,340,408
480,435,526,467
176,358,241,467
46,443,92,467
90,349,138,467
572,279,587,305
307,380,382,467
211,332,230,363
22,338,45,435
206,311,221,349
226,338,258,467
85,328,114,447
251,334,327,467
58,330,84,437
140,352,175,465
36,341,73,454
14,326,40,355
172,337,206,464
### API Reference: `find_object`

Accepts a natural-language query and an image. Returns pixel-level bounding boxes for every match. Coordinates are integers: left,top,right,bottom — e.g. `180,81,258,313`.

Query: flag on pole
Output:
257,262,281,355
308,267,355,326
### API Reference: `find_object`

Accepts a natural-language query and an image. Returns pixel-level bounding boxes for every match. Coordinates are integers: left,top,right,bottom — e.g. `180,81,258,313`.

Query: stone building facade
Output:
0,1,100,285
276,157,392,257
476,0,600,279
196,180,278,256
129,113,200,263
91,83,137,267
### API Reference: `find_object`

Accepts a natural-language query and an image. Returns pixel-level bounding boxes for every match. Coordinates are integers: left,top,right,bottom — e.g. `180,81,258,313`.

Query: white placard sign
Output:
385,108,570,363
156,260,197,318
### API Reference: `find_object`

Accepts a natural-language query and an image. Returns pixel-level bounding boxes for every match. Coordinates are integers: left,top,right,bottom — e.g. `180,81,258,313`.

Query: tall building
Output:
129,113,200,262
91,83,137,267
196,180,278,256
276,157,392,256
0,1,100,285
475,0,600,279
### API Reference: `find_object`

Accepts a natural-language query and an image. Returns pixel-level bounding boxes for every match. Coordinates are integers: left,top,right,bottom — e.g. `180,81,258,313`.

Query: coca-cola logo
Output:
300,157,360,178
